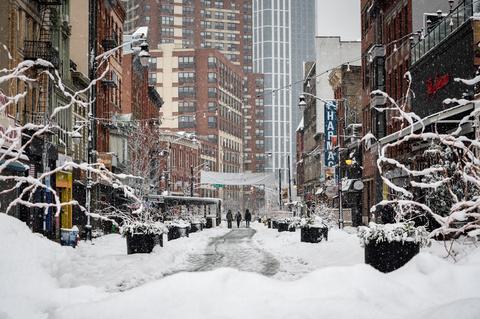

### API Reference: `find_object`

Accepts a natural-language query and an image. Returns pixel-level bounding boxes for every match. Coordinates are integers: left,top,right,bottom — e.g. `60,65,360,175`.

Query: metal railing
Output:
23,40,59,68
411,0,477,65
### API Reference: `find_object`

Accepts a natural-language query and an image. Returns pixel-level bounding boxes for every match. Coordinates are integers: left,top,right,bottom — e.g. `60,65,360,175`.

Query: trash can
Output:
61,226,79,248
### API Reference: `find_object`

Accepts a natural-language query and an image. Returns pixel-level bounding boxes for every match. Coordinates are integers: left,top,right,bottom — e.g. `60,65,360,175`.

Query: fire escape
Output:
23,0,62,126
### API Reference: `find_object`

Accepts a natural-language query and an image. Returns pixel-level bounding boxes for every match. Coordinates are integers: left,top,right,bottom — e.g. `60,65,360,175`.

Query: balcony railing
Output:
411,0,478,65
23,40,59,68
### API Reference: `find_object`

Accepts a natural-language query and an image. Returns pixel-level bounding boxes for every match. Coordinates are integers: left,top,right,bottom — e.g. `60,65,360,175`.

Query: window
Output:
208,101,217,112
215,12,224,19
214,22,224,30
208,87,217,98
207,56,217,68
178,86,196,97
148,57,157,70
208,72,217,83
161,27,174,36
179,115,196,128
178,72,195,83
227,23,236,31
183,17,194,26
208,116,217,128
178,56,195,68
160,4,174,14
178,101,196,112
161,16,174,25
148,73,157,85
183,29,194,37
226,33,236,41
183,6,194,15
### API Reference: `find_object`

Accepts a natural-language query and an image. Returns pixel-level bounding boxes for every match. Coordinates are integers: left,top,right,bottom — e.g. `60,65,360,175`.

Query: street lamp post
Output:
298,93,346,228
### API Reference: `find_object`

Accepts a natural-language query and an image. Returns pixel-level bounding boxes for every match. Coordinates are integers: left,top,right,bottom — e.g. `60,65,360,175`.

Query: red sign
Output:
426,74,449,96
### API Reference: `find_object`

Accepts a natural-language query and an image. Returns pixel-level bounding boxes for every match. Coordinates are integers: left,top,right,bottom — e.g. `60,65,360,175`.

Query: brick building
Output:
360,0,450,223
243,73,265,210
329,64,363,226
121,0,253,73
121,0,265,206
94,0,125,154
158,131,201,196
299,61,323,202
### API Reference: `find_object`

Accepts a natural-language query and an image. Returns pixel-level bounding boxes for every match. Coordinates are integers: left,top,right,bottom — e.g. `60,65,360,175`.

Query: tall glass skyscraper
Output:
253,0,315,179
253,0,292,177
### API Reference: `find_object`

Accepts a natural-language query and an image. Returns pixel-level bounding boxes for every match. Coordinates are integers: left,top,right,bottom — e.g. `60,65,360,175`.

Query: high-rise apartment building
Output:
121,0,265,207
122,0,254,73
290,0,316,172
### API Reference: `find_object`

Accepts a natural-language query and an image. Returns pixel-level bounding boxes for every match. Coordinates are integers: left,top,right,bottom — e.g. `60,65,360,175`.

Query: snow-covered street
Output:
1,214,480,319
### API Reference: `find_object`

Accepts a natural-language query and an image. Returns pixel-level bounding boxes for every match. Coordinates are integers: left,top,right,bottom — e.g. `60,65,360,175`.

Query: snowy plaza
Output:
1,214,479,319
3,0,480,318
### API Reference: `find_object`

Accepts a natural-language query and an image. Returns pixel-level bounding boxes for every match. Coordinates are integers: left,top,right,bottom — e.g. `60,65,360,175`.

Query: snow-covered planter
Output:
276,217,301,232
122,222,167,254
300,216,328,243
359,222,429,273
166,220,190,241
358,222,430,247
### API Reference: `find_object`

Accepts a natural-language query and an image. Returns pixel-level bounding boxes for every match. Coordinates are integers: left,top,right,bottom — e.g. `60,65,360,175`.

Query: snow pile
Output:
2,215,480,319
0,214,104,319
252,222,363,280
51,250,480,319
60,226,229,292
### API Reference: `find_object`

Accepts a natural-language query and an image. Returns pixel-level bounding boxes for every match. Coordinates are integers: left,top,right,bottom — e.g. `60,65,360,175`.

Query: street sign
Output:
353,180,364,191
213,184,224,189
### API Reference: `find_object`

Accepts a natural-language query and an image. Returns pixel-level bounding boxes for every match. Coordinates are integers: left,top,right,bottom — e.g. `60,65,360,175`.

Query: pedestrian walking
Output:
245,209,252,228
235,211,242,228
226,209,233,229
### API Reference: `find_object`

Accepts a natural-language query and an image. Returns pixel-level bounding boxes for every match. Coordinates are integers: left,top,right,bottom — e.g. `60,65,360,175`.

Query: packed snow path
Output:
186,228,280,276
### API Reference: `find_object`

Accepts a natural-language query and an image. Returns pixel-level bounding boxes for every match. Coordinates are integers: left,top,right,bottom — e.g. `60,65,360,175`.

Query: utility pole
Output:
287,154,292,209
190,165,194,197
86,0,97,241
278,168,282,210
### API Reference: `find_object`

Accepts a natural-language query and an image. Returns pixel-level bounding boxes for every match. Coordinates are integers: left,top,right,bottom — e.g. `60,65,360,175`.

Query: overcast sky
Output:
316,0,361,41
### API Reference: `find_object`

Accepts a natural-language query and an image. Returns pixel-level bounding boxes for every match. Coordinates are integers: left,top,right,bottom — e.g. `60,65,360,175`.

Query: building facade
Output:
253,0,292,179
329,64,363,226
360,0,451,224
290,0,316,172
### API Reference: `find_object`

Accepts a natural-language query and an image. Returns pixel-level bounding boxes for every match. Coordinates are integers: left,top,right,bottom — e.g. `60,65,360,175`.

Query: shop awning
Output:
379,102,475,145
0,160,29,172
148,194,222,206
0,148,29,161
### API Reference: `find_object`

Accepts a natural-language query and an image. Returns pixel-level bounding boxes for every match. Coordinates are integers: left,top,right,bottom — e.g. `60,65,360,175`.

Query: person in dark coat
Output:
226,209,233,229
235,211,242,228
245,209,252,228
